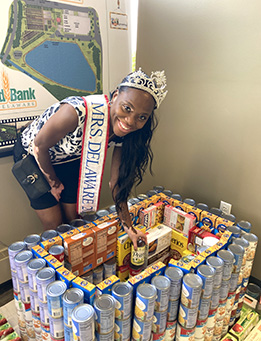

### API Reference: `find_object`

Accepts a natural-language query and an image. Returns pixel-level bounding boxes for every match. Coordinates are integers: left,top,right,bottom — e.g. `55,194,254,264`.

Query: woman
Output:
13,68,167,248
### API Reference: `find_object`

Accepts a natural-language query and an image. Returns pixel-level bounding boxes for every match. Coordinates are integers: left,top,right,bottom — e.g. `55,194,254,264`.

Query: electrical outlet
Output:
220,201,232,215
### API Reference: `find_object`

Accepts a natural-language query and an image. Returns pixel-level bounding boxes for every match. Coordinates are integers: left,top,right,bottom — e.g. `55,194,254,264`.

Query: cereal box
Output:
117,232,132,267
139,206,156,229
164,205,196,236
96,275,120,296
72,277,96,305
170,229,188,260
116,265,129,281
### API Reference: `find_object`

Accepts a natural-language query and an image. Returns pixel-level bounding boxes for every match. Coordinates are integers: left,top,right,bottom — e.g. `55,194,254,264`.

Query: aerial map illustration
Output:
0,0,103,101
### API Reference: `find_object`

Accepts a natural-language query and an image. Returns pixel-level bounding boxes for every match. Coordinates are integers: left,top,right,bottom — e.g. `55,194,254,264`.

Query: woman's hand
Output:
123,224,147,250
50,179,64,202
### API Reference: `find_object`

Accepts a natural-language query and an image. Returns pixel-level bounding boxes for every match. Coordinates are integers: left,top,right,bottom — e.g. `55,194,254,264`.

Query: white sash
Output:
77,95,110,215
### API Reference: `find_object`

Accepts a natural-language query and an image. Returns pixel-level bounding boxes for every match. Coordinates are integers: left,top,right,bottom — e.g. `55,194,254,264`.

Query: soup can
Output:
49,245,65,264
198,298,211,321
32,310,41,335
71,304,95,341
151,275,171,312
81,270,93,284
196,264,215,299
47,281,67,319
63,288,84,327
167,299,179,322
220,278,230,301
41,229,58,241
96,329,114,341
20,281,30,303
152,309,168,334
217,250,235,280
93,294,115,334
11,271,20,293
227,225,242,239
206,308,217,329
178,303,197,329
93,265,104,285
36,267,56,303
237,220,251,233
49,316,64,340
181,273,203,309
15,250,33,283
164,266,183,301
8,241,26,272
242,233,258,261
210,286,220,310
152,331,165,341
27,258,46,292
153,185,165,193
216,298,227,321
112,282,133,320
134,283,157,321
165,320,177,341
24,234,41,250
29,290,40,314
103,257,116,279
64,324,73,341
233,237,249,266
39,301,50,325
114,315,131,341
194,318,207,340
229,272,239,292
226,291,236,313
132,315,152,341
175,323,195,341
228,244,244,273
206,256,224,288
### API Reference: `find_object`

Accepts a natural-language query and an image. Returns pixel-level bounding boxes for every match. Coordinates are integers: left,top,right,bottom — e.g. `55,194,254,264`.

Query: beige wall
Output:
136,0,261,278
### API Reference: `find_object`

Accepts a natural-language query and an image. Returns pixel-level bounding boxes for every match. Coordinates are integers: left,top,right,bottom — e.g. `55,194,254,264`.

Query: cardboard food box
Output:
63,232,86,266
199,211,218,233
56,266,76,287
170,229,189,260
215,217,234,234
145,261,166,279
185,206,203,223
164,205,196,236
72,277,96,305
147,246,170,267
230,307,259,340
31,245,49,259
147,224,172,259
96,275,120,296
45,254,63,270
244,319,261,341
188,226,219,253
40,236,63,251
139,205,156,229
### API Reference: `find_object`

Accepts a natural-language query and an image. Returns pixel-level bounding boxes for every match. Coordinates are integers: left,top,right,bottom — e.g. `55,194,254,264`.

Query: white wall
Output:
136,0,261,278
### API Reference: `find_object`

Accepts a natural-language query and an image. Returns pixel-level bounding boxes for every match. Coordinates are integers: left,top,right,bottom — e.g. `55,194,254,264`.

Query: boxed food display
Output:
170,229,188,260
164,205,196,236
31,245,49,258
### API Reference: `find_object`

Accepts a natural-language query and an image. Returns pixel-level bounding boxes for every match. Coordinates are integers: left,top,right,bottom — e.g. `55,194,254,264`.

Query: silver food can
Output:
93,265,104,285
8,241,26,272
164,266,183,301
46,280,67,318
36,267,56,303
63,287,84,327
103,257,116,279
24,234,41,250
14,250,33,283
134,283,157,321
72,304,95,341
181,273,203,309
196,264,215,299
228,244,244,273
93,294,115,334
206,256,224,288
112,281,133,320
217,250,235,280
27,258,46,292
151,275,171,312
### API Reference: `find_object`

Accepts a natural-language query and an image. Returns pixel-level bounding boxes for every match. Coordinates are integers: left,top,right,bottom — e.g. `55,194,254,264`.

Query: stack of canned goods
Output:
27,257,47,340
177,273,203,341
204,256,224,341
47,281,67,340
151,275,170,340
8,241,29,340
132,283,157,341
195,264,215,341
36,267,56,340
93,294,116,340
164,267,183,341
63,287,84,340
112,282,133,341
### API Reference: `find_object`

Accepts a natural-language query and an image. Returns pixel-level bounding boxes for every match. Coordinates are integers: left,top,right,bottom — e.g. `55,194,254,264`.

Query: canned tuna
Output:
151,275,171,312
134,283,157,321
47,281,67,318
71,304,95,341
181,273,203,308
93,294,115,334
112,282,133,320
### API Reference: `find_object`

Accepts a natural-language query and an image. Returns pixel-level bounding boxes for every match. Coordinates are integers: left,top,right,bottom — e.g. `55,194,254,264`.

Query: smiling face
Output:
109,87,155,137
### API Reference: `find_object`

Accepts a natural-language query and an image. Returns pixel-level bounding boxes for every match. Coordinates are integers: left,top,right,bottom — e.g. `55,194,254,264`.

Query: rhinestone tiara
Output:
119,68,168,108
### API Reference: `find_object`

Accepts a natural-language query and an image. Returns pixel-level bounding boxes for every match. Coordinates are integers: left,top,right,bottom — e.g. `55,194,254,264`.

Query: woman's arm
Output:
33,103,78,201
110,146,147,249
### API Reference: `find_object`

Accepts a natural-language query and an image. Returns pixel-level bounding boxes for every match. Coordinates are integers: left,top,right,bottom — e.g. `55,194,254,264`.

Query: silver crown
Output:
119,68,168,108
